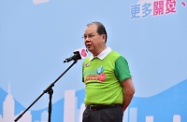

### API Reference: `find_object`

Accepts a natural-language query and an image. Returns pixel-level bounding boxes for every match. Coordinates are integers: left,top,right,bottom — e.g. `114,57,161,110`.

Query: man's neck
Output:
93,46,107,56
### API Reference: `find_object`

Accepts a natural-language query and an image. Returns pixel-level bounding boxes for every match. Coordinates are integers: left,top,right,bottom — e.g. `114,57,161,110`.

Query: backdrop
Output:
0,0,187,122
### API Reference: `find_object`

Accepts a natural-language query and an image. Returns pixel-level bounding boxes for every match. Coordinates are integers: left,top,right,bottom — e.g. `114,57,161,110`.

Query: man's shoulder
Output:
83,56,92,66
108,50,122,58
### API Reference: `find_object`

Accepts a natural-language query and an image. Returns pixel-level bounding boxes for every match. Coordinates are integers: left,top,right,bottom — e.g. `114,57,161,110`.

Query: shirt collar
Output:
90,47,112,60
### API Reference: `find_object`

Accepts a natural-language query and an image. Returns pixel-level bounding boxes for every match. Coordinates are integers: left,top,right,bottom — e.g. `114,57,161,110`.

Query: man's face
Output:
83,24,105,56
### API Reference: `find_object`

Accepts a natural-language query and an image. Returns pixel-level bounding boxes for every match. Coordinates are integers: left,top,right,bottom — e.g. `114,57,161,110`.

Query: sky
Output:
0,0,187,110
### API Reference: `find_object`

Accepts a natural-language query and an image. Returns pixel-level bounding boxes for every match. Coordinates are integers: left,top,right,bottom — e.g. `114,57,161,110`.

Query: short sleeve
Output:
114,56,132,82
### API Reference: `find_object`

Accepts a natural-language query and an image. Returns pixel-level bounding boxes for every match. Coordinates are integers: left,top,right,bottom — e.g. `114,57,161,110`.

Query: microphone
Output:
64,48,88,63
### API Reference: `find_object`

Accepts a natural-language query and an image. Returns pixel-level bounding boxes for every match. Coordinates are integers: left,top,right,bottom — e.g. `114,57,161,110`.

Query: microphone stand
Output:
14,60,78,122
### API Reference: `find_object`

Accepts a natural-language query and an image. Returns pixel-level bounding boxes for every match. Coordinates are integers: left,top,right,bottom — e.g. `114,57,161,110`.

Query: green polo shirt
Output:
82,50,131,105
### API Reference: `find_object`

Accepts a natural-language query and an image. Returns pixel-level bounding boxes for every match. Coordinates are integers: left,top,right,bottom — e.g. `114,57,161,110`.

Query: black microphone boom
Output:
64,51,81,63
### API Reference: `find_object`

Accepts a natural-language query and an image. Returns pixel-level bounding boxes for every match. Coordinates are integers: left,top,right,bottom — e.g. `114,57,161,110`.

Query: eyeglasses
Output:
82,34,96,40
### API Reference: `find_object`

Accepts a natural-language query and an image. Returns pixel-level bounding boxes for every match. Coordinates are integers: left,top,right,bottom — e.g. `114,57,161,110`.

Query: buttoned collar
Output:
90,47,111,60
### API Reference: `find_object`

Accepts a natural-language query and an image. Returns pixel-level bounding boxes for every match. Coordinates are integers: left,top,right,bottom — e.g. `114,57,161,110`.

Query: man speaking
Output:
82,21,135,122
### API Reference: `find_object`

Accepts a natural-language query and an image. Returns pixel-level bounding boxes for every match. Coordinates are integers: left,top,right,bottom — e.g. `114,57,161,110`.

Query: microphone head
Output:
73,48,88,59
64,48,88,63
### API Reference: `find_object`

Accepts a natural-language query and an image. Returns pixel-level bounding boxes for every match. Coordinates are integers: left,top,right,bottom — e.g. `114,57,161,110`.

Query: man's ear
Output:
101,34,106,43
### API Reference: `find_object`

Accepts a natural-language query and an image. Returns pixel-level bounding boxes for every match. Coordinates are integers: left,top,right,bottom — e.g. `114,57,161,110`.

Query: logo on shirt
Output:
84,66,106,82
85,62,90,67
97,66,104,74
